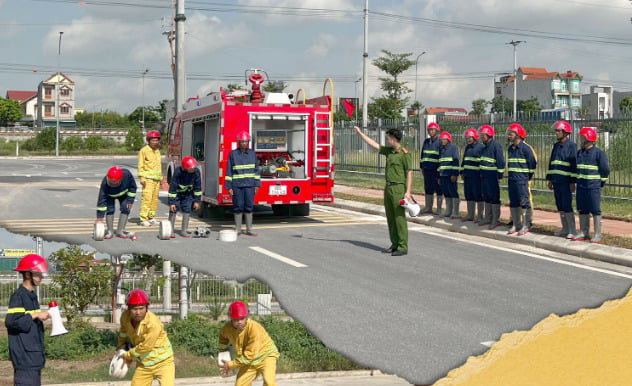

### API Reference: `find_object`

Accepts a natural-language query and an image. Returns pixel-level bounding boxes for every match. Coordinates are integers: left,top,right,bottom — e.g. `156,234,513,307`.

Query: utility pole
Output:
414,51,426,106
361,0,368,129
55,31,63,157
163,260,171,313
175,0,188,320
507,40,525,121
141,68,149,129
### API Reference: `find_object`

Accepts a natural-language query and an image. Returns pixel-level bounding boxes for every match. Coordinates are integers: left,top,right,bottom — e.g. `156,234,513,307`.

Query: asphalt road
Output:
2,157,632,385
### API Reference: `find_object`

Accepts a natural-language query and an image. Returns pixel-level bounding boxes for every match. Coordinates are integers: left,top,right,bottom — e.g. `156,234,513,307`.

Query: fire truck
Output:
165,69,335,217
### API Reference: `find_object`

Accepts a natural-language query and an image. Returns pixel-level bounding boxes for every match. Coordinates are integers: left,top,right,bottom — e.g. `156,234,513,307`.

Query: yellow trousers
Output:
235,356,277,386
140,179,160,221
132,356,175,386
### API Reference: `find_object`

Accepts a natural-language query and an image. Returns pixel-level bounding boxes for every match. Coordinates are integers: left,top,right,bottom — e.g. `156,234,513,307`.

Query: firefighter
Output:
226,132,260,236
546,120,578,239
117,289,175,386
574,127,609,243
506,123,537,236
167,156,202,238
218,301,280,386
138,130,162,226
420,122,443,214
353,126,413,256
478,125,505,229
438,131,460,219
6,254,49,386
460,128,484,222
96,166,137,239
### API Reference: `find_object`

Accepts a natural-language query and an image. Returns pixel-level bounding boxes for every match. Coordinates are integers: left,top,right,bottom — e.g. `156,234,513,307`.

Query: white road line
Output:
409,225,632,280
75,178,83,181
249,246,308,268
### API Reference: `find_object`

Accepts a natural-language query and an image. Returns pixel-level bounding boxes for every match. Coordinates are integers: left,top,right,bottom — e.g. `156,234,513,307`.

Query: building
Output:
5,90,38,125
495,67,583,111
36,72,76,128
582,85,614,120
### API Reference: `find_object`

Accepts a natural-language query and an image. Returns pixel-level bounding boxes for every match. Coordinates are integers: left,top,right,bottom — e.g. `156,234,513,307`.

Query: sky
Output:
1,0,631,114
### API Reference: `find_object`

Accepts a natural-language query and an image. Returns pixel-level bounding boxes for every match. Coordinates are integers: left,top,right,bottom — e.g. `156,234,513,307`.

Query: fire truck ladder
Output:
313,111,332,179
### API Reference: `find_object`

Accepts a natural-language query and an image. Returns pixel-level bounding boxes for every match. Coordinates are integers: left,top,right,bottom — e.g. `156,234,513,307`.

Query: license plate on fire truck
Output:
269,185,287,196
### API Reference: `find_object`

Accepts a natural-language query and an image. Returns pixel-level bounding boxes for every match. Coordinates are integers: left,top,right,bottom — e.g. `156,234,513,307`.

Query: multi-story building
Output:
495,67,583,111
36,72,76,128
582,85,614,119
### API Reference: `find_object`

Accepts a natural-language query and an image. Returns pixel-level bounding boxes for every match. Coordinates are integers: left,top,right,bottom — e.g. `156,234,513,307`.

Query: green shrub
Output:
166,314,221,357
84,136,116,151
62,136,84,152
0,335,8,360
126,127,145,151
45,323,116,360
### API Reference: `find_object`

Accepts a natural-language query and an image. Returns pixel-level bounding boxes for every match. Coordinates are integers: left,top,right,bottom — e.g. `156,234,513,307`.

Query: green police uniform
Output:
380,146,412,252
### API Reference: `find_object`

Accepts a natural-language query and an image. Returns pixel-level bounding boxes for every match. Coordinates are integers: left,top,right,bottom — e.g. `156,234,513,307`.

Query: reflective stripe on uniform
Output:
550,160,571,167
439,157,453,162
168,193,177,198
127,192,136,197
438,166,460,171
577,164,599,170
97,206,108,211
225,176,233,181
423,150,439,155
8,308,41,315
508,168,530,173
233,164,256,170
236,342,278,367
109,189,129,198
547,170,575,177
420,158,439,163
194,191,202,196
232,174,257,179
480,157,496,163
464,157,480,162
508,158,527,163
577,174,606,180
462,165,480,170
131,341,174,367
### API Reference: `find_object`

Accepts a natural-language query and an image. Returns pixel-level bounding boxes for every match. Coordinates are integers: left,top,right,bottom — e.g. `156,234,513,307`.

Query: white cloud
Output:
306,33,336,58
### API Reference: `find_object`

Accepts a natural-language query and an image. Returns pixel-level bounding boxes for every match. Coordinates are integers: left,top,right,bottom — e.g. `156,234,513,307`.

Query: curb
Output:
46,370,384,386
331,198,632,268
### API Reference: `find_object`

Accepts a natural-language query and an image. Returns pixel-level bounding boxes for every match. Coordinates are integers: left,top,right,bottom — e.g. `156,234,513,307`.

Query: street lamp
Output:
55,31,63,157
414,51,427,107
141,68,150,130
354,77,361,124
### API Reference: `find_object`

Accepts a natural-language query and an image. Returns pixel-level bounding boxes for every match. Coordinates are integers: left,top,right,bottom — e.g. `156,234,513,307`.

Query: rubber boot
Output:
565,212,577,240
234,213,243,233
574,214,590,241
180,213,191,238
480,203,492,226
423,194,433,213
591,215,602,244
168,211,177,239
489,204,501,230
554,212,568,237
518,208,531,236
475,201,485,224
244,212,257,236
435,195,443,216
451,198,460,219
463,201,475,222
507,207,521,235
116,213,129,239
444,197,453,218
105,214,114,239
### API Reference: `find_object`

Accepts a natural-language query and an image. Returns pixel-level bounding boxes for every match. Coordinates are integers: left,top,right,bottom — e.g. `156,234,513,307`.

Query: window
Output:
552,79,560,90
61,88,70,97
561,96,569,107
560,81,567,91
496,87,501,95
61,105,70,114
44,105,52,117
572,96,581,107
44,87,53,98
572,81,580,93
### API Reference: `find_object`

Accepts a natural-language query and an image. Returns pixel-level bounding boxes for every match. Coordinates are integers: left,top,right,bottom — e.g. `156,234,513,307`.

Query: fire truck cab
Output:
166,70,335,217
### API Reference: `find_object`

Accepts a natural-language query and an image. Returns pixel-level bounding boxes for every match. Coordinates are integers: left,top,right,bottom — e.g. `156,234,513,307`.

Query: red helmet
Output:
464,128,479,141
107,166,124,186
552,120,572,134
181,156,197,170
579,127,598,142
146,130,161,142
228,301,249,319
427,122,440,131
127,289,149,306
479,125,495,137
14,254,48,273
439,131,452,143
507,123,527,139
236,132,251,141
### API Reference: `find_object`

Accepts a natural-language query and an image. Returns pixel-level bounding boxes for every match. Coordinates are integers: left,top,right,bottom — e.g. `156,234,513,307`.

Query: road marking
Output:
75,178,83,181
249,246,308,268
480,341,496,348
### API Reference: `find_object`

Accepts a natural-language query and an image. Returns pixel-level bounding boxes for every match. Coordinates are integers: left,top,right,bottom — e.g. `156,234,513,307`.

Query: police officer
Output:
438,131,460,219
546,120,578,239
460,128,484,222
6,254,50,386
420,122,442,214
168,156,202,238
96,166,137,239
226,132,260,236
354,126,412,256
506,123,537,236
478,125,505,229
575,127,609,243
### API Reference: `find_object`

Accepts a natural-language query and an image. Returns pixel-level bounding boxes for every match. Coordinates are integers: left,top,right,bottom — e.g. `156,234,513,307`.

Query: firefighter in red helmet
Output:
225,131,260,236
218,301,280,386
138,130,162,226
96,166,137,239
6,254,50,386
506,123,537,236
167,156,202,237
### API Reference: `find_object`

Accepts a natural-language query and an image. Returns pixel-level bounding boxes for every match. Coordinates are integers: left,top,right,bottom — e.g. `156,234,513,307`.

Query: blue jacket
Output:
420,136,441,170
438,143,460,177
168,166,202,205
225,149,260,189
460,142,484,178
480,139,505,180
576,146,609,189
546,140,577,184
507,141,537,182
5,286,45,371
96,168,137,218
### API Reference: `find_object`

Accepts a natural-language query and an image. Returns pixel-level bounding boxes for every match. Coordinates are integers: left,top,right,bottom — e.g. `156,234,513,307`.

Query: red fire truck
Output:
165,70,334,216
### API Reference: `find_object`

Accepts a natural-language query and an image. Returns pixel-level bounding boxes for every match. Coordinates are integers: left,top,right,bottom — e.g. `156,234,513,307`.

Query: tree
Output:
128,106,161,127
263,81,287,93
369,50,415,119
157,99,170,121
48,245,113,324
620,96,632,116
470,99,489,116
226,83,246,92
0,98,23,126
126,126,145,151
129,254,163,294
517,97,542,115
490,96,513,115
578,105,591,120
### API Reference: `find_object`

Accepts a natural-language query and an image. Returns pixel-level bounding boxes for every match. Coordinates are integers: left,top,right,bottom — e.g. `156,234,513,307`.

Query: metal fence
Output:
334,116,632,199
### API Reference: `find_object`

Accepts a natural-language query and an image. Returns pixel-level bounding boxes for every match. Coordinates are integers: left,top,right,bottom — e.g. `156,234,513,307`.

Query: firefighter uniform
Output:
118,310,175,386
168,166,202,214
380,146,412,253
461,142,484,221
507,142,537,235
226,148,260,214
219,318,280,386
96,168,137,218
420,135,442,213
438,142,460,218
479,138,505,228
5,286,45,386
546,139,578,237
138,144,162,222
575,146,609,242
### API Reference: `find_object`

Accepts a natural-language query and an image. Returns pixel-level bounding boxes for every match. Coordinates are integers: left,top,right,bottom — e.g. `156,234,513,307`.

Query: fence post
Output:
377,119,383,172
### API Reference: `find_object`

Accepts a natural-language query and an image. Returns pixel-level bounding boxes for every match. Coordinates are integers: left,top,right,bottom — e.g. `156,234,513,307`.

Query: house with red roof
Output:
5,90,38,124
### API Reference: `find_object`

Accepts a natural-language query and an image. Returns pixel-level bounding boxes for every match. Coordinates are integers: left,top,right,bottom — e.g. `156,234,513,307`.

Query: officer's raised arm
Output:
353,126,380,150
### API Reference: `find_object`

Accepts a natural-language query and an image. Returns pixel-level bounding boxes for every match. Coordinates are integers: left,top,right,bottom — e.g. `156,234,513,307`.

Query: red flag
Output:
342,99,355,119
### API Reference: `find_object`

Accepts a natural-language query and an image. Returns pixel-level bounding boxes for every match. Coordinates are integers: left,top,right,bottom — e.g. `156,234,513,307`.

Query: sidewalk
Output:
335,184,632,238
